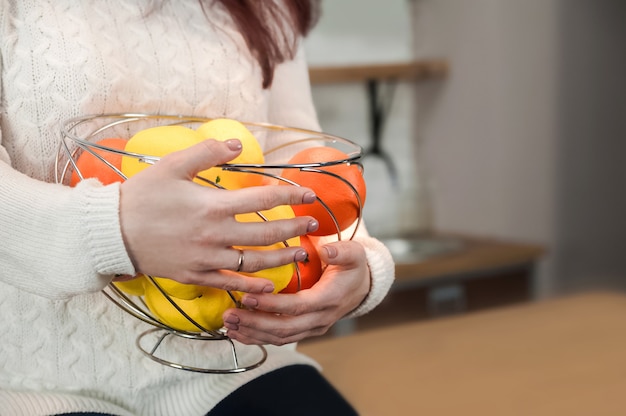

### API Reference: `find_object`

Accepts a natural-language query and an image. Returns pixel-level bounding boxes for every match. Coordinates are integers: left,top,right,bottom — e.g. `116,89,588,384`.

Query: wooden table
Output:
308,60,449,85
389,233,546,289
347,234,546,332
299,292,626,415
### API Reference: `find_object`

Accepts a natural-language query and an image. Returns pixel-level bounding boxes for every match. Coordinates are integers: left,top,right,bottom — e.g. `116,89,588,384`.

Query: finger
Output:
227,326,318,346
230,216,319,247
238,283,342,317
182,269,276,294
230,247,308,274
222,184,318,215
159,139,243,180
319,240,366,267
223,309,330,345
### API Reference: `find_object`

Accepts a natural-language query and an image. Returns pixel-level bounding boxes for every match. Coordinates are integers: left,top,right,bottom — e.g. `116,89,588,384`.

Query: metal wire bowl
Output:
55,113,364,373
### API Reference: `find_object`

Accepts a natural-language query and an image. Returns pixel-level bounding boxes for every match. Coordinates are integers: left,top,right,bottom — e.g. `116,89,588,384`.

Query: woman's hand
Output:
222,239,371,345
119,139,318,294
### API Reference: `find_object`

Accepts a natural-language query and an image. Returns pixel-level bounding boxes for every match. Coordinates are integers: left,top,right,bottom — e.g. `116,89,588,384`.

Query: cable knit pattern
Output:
0,1,395,414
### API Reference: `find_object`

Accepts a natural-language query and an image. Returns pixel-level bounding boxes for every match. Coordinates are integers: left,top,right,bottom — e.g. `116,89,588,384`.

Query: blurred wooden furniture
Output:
299,291,626,415
351,233,546,331
308,59,448,185
308,59,449,85
391,233,545,288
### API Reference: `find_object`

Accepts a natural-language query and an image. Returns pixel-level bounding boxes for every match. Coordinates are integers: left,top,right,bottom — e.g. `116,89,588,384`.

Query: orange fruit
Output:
70,138,128,186
280,147,366,236
280,235,323,293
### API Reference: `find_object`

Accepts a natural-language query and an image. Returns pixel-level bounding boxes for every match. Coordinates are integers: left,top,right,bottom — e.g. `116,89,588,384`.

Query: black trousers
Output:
58,365,358,416
208,365,358,416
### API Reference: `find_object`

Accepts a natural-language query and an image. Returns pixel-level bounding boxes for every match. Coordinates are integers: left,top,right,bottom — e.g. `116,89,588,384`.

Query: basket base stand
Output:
136,327,267,374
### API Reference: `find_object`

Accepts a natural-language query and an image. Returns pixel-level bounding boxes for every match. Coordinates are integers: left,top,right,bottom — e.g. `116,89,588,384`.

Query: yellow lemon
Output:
235,204,300,293
112,274,147,296
144,282,237,333
121,125,204,178
196,118,265,189
151,277,204,300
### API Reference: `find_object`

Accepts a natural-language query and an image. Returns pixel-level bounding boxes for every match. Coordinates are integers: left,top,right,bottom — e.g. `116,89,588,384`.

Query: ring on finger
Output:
236,249,245,272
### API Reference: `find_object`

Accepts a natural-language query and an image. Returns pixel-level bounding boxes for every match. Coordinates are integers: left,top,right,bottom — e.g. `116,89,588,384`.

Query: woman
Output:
0,1,395,415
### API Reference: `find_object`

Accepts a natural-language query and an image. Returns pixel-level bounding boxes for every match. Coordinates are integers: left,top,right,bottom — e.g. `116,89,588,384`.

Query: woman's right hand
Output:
119,139,318,294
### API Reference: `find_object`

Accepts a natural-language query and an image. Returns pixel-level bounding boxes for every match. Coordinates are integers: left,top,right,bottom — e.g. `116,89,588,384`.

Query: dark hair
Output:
208,0,320,88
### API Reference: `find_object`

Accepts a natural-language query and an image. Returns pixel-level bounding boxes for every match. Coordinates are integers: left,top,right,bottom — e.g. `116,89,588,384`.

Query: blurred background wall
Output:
304,0,626,299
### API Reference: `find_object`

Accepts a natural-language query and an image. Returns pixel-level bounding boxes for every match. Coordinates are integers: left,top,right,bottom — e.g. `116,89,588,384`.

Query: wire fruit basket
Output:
55,113,364,373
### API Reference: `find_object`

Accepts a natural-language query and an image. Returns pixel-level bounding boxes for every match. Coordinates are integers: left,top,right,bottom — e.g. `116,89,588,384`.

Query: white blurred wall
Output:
305,0,626,297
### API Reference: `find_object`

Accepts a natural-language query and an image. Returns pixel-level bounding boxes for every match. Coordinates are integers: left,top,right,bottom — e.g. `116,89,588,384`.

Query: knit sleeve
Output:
0,165,136,299
268,40,396,317
0,60,10,166
346,226,396,318
0,31,135,299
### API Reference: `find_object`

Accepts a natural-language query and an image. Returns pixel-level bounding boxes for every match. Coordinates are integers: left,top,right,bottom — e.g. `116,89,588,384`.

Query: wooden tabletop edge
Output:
309,59,449,84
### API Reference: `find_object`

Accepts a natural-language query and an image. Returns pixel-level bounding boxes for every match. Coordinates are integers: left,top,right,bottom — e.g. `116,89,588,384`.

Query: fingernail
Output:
223,313,240,324
294,249,308,262
302,191,317,204
242,296,258,308
226,139,242,151
263,284,275,293
324,245,338,259
307,219,319,233
224,322,239,331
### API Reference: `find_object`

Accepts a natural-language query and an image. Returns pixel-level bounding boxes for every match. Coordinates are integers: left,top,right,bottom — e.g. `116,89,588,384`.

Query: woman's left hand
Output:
222,239,370,345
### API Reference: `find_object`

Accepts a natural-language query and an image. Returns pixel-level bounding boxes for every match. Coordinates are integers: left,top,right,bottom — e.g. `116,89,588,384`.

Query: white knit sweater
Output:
0,1,395,415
